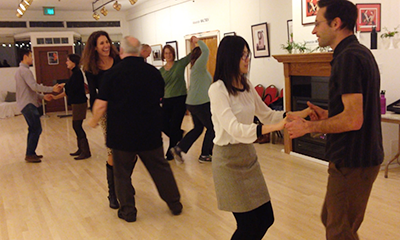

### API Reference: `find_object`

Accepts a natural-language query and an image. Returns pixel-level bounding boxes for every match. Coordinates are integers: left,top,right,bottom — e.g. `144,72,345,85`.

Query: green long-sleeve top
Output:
159,53,191,98
186,40,212,105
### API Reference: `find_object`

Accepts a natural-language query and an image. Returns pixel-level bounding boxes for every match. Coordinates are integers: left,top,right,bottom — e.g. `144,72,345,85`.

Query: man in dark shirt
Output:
285,0,383,239
89,36,182,222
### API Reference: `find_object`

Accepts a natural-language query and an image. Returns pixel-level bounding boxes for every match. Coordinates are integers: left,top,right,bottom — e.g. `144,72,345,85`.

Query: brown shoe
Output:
36,155,43,158
25,155,42,163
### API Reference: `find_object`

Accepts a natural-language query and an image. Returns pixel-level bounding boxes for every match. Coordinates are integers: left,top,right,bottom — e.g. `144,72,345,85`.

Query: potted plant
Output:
380,26,399,49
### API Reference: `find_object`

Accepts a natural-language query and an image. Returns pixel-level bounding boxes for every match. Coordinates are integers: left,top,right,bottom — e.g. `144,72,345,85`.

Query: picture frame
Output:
150,44,163,67
356,3,381,32
251,22,270,58
224,32,236,37
302,0,319,25
47,51,59,65
166,41,178,60
287,20,293,42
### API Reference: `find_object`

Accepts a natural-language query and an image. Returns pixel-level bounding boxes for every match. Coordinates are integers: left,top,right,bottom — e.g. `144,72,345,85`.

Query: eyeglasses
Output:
242,52,251,61
314,20,328,27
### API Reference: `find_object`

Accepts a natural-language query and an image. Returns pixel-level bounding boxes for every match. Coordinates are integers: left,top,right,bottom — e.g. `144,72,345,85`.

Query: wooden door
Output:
34,46,73,112
200,36,218,78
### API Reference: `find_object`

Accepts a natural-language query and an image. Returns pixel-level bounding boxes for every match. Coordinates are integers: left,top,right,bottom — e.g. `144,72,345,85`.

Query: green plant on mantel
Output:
380,26,399,38
280,41,310,54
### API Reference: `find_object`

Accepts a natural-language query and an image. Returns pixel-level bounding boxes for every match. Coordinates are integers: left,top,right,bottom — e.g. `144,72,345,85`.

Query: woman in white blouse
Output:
208,35,311,240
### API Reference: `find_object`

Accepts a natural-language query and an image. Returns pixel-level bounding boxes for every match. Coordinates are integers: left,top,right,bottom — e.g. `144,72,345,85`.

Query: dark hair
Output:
19,49,31,62
213,36,250,95
81,30,119,75
67,54,81,67
161,45,175,61
318,0,357,32
190,47,202,68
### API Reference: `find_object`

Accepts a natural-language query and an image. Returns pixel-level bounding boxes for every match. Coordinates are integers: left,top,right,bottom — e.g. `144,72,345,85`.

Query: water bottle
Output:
381,90,386,114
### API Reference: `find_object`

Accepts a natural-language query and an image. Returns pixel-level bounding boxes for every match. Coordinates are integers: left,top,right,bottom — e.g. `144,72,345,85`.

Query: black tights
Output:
73,120,86,139
231,201,274,240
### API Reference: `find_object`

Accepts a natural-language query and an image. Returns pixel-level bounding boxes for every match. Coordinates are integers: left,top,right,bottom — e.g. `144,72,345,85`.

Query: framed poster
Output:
224,32,236,37
251,22,270,58
150,44,163,67
47,51,59,65
356,3,381,32
302,0,319,25
287,20,293,42
166,41,178,60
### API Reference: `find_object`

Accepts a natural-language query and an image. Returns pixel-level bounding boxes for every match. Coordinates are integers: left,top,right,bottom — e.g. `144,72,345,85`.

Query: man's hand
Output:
307,101,328,121
43,94,53,102
53,83,65,93
285,114,309,139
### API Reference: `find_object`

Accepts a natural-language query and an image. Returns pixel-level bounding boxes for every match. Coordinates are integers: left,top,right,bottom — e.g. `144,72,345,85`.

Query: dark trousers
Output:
321,163,380,240
72,120,86,139
21,103,43,156
178,102,214,156
231,201,274,240
162,95,187,155
112,146,181,217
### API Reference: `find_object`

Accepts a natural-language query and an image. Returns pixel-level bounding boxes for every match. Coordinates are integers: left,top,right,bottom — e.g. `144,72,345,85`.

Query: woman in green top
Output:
159,37,195,160
170,37,215,164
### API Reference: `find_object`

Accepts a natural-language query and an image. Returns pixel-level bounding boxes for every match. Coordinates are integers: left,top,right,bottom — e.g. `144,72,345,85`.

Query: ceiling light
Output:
113,1,121,11
129,0,138,5
100,7,108,16
92,11,100,20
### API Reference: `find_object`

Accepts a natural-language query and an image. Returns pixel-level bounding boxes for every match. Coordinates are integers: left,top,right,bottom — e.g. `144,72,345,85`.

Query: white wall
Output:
0,9,129,38
126,0,293,90
292,0,400,163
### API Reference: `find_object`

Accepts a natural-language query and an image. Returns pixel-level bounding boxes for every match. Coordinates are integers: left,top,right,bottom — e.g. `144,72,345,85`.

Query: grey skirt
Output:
212,143,270,213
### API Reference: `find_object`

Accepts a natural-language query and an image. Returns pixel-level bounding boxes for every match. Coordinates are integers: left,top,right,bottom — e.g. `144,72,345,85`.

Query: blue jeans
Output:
21,103,43,156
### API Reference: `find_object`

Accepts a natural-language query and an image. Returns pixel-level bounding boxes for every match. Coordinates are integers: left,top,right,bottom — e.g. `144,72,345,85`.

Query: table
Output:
381,112,400,178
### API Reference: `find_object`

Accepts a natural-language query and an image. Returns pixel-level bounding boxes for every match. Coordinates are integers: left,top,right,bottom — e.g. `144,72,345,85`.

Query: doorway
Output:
33,46,73,112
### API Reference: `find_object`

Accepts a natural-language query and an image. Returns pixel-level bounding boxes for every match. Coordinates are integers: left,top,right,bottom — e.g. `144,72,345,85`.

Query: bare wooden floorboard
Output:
0,112,399,240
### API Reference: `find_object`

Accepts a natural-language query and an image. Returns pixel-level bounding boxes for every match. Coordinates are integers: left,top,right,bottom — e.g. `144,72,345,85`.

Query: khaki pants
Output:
321,162,380,240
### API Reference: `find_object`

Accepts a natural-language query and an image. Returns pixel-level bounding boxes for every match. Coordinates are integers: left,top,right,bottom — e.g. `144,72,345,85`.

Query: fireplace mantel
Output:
273,52,333,154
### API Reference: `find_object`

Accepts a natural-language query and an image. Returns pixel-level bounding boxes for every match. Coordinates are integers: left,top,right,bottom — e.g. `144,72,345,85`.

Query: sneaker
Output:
198,155,212,163
170,146,184,164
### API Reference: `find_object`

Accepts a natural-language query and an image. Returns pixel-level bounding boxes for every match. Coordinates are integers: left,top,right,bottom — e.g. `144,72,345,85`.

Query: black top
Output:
98,56,165,152
64,66,87,105
85,56,121,109
326,35,383,167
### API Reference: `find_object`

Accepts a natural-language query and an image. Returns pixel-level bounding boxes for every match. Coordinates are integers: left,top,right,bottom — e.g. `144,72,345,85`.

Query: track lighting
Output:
129,0,138,5
100,7,108,16
16,0,33,18
92,11,100,20
113,1,121,11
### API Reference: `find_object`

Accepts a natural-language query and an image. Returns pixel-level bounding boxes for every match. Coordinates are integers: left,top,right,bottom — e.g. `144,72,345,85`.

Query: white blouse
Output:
208,79,283,146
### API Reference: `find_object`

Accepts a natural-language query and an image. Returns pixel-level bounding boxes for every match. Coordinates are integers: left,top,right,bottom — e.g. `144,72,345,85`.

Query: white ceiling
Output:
0,0,144,12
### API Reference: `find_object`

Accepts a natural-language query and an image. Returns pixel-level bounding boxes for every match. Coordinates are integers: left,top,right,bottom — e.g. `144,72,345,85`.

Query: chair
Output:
254,84,265,100
263,84,279,106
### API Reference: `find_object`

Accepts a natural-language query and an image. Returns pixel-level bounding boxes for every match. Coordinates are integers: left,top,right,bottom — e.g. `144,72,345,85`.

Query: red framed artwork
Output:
356,3,381,32
302,0,319,25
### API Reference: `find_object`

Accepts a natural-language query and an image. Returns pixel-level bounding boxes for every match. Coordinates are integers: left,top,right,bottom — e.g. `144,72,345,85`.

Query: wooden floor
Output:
0,112,399,240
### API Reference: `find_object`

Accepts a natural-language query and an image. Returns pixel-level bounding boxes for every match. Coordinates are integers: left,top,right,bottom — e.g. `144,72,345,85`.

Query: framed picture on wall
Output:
224,32,236,37
166,41,178,60
150,44,163,67
287,20,293,42
356,3,381,32
251,22,270,58
302,0,319,25
47,51,59,65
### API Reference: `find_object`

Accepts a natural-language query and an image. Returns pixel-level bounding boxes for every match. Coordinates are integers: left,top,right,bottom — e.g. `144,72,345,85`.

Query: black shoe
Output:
198,155,212,163
165,151,174,161
168,202,183,216
108,195,120,209
171,146,184,164
118,211,137,222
